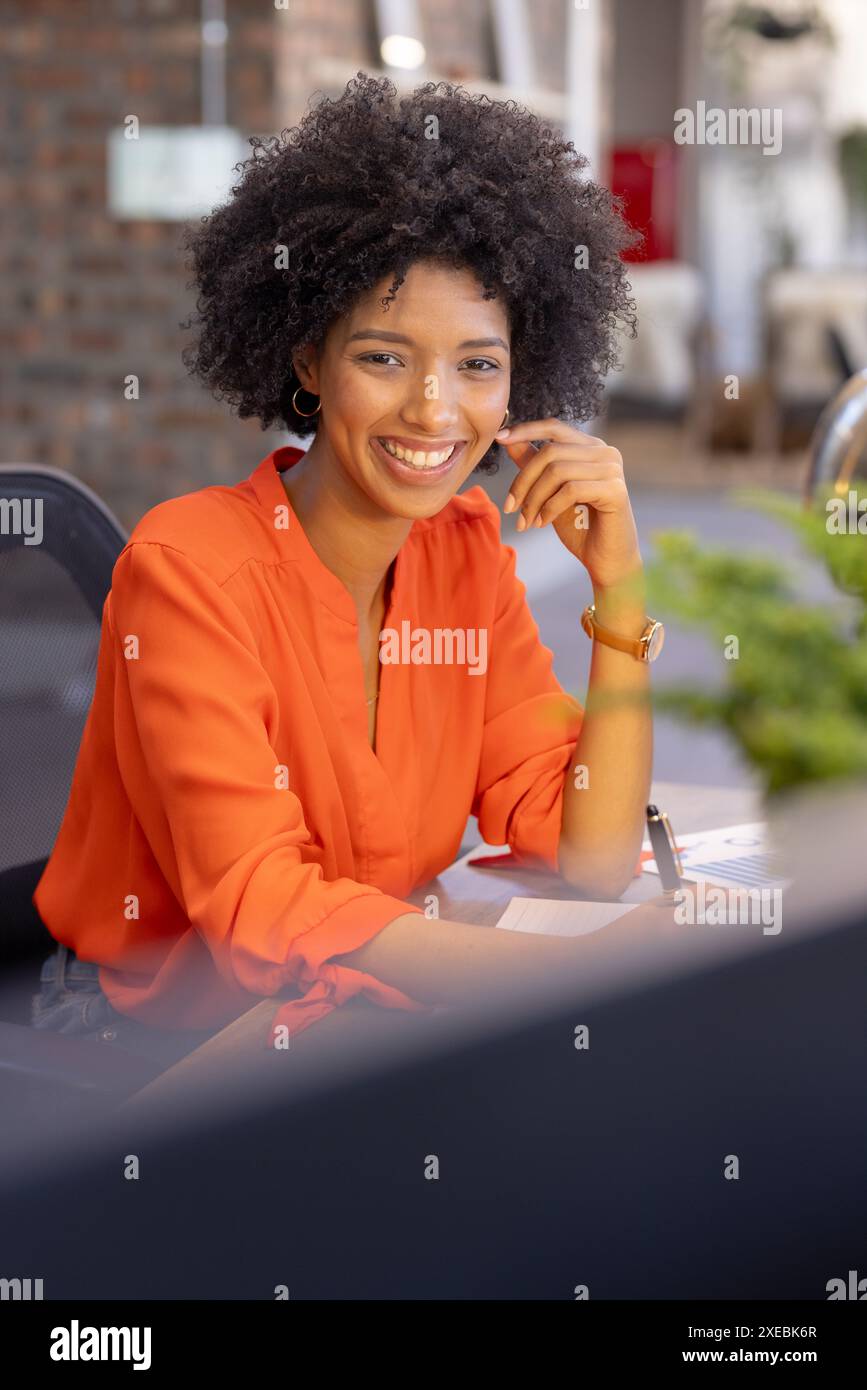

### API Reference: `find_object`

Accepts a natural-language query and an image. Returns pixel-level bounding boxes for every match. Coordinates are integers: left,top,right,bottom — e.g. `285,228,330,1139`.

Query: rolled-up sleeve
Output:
471,541,584,873
109,542,428,1046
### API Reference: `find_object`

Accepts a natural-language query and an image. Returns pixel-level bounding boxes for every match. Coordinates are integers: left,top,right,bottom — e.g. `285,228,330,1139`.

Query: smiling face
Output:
292,259,511,517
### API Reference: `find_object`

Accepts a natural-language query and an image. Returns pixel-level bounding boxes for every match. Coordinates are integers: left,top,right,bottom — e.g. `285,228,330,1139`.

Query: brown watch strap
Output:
581,603,653,659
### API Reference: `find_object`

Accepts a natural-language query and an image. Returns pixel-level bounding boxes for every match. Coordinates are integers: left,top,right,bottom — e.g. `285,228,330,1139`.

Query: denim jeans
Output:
31,943,217,1069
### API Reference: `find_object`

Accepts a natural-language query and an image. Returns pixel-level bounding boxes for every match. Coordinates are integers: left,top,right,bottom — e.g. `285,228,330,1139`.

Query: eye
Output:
358,351,403,367
461,358,500,372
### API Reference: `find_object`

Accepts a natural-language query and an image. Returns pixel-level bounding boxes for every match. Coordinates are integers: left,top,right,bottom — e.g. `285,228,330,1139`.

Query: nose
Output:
397,370,462,436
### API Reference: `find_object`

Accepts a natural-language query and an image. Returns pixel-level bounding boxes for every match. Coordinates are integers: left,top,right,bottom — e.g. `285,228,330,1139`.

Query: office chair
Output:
0,464,162,1102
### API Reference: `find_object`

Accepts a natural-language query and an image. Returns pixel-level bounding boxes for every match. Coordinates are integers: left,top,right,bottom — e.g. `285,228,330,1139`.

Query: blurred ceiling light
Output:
375,1,425,71
380,35,426,70
202,19,228,47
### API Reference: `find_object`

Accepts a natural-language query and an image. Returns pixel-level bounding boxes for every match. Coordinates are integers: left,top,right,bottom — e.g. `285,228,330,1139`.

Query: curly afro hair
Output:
180,72,638,473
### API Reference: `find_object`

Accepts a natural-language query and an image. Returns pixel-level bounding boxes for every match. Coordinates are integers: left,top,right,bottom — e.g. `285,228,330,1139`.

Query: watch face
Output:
646,622,665,662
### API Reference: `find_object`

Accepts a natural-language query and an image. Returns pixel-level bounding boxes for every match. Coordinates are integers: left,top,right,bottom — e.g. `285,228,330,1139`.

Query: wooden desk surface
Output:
122,781,762,1114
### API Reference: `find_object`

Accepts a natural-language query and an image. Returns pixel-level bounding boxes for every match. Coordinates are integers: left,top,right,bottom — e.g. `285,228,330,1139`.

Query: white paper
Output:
494,897,635,937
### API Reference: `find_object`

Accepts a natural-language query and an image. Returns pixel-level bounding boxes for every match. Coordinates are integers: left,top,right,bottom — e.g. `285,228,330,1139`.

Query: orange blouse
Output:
33,446,584,1048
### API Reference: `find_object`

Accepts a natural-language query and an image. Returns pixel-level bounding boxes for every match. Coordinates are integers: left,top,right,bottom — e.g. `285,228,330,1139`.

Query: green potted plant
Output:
838,126,867,258
838,126,867,214
643,485,867,802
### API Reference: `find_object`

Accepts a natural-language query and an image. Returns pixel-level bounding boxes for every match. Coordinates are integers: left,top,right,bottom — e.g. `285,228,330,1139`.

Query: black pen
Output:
645,804,684,892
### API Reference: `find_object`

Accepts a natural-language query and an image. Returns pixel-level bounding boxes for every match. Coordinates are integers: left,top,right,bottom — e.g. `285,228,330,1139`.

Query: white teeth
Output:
379,439,457,468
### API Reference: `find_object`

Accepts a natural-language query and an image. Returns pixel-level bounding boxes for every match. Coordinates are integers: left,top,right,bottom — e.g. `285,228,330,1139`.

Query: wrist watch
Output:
581,603,665,663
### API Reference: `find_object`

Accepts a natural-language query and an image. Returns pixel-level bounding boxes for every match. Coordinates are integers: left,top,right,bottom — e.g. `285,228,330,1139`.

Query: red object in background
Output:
610,140,679,263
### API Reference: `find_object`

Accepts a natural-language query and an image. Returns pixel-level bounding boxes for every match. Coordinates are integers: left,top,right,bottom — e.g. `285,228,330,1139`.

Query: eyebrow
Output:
346,329,510,351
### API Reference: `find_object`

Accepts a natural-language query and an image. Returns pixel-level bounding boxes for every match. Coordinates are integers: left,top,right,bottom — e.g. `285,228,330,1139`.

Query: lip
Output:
371,436,467,485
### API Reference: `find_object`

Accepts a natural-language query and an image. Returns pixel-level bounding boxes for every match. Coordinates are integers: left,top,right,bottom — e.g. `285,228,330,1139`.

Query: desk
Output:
408,779,762,923
123,781,762,1114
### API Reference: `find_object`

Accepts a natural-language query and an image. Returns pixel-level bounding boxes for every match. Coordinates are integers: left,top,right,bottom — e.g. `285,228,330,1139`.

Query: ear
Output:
292,347,320,394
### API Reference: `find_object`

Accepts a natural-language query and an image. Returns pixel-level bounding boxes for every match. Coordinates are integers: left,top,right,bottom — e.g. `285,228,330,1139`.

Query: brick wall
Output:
1,0,565,531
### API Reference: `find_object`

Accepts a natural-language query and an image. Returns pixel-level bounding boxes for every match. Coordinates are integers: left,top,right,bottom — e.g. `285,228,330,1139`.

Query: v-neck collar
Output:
248,446,411,631
247,446,412,778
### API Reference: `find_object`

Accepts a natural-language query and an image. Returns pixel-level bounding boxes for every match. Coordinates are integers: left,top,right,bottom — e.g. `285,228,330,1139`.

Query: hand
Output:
496,417,643,590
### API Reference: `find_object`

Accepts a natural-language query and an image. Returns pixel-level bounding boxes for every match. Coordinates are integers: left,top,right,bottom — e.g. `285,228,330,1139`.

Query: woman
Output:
32,74,657,1062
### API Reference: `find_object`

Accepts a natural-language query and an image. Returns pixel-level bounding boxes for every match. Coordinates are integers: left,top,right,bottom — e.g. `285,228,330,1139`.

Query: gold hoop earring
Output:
292,386,321,418
500,408,510,429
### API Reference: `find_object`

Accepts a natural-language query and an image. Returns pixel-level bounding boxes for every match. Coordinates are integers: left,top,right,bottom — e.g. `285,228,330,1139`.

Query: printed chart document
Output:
495,898,635,937
641,821,789,889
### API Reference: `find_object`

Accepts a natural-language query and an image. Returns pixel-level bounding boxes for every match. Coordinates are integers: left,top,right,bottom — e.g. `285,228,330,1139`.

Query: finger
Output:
519,464,621,529
496,417,600,447
504,437,619,468
501,438,540,472
505,447,623,518
534,478,627,529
